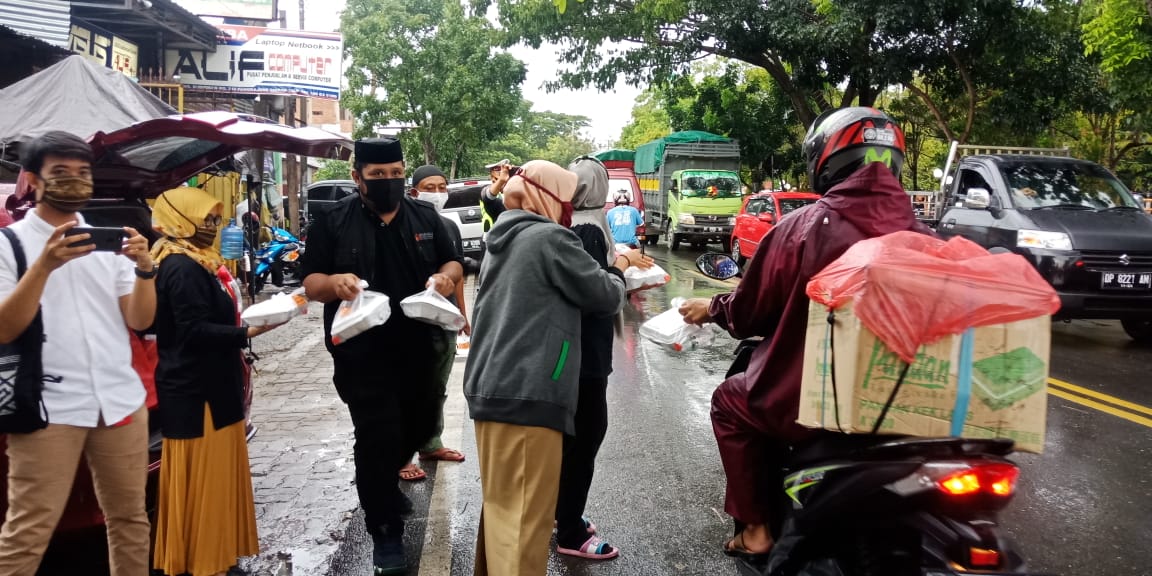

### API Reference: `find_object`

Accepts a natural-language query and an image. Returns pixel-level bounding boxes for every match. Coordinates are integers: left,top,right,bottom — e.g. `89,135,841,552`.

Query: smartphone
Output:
64,227,127,252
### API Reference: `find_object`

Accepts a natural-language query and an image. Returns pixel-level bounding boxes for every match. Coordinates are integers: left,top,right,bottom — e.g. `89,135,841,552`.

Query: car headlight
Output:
727,216,736,226
1017,230,1073,251
679,214,695,225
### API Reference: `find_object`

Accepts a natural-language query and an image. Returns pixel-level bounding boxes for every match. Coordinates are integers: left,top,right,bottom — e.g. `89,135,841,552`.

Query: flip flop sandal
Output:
556,535,619,560
723,532,771,564
418,447,466,462
553,517,598,535
399,463,426,482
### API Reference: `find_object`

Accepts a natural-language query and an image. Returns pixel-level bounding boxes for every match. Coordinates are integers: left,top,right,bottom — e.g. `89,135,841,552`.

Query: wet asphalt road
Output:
326,243,1152,576
40,243,1152,576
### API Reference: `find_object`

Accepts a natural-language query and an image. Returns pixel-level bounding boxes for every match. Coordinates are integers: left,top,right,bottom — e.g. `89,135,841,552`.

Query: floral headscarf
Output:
150,187,224,273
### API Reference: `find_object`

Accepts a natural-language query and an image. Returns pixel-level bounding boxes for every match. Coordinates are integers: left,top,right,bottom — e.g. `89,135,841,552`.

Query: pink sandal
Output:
556,535,619,560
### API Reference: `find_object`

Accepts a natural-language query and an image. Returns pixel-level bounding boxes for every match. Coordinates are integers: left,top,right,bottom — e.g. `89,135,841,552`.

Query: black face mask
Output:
361,178,407,214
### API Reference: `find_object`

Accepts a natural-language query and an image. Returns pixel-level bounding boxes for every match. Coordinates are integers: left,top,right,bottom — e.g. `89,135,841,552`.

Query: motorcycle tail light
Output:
969,547,1001,568
936,463,1019,497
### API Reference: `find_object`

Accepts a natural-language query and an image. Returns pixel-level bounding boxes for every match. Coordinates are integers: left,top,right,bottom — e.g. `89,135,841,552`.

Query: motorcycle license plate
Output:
1100,271,1152,290
283,251,300,262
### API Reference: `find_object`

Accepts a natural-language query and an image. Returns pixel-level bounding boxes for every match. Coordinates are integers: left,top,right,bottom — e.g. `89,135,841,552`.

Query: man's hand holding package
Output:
427,273,456,298
679,298,712,326
331,273,363,301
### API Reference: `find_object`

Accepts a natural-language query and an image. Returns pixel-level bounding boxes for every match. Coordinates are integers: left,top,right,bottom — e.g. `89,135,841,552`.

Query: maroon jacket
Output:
708,163,932,440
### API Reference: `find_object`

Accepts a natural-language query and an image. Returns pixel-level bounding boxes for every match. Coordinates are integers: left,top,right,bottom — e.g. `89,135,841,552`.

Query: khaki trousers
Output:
473,421,563,576
0,405,150,576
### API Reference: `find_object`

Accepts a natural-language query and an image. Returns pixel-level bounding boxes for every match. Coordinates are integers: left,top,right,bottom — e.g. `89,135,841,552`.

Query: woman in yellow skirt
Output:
150,187,283,575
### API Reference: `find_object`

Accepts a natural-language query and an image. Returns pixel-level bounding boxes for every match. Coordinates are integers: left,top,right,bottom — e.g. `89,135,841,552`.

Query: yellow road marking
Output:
1047,378,1152,417
1047,387,1152,429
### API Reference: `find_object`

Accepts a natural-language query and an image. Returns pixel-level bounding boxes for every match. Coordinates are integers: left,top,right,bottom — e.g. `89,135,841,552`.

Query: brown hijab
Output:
504,160,577,226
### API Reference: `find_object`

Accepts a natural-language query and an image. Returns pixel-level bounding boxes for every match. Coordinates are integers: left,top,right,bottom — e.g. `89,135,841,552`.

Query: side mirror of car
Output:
696,253,741,280
757,212,775,224
965,188,992,210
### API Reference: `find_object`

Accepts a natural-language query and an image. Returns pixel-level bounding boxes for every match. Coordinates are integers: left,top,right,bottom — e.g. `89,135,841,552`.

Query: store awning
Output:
68,0,223,51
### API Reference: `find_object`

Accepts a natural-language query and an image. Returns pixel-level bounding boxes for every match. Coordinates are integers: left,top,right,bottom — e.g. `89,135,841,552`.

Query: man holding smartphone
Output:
0,131,156,575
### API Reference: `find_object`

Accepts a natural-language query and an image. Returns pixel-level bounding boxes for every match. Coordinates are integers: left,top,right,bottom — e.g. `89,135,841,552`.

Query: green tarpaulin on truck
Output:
593,149,635,163
634,131,733,174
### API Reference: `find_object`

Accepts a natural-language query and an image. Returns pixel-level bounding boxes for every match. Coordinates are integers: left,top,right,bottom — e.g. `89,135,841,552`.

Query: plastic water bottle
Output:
221,219,244,260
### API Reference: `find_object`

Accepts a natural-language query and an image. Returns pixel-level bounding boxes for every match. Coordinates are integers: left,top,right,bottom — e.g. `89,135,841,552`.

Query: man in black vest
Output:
300,138,463,575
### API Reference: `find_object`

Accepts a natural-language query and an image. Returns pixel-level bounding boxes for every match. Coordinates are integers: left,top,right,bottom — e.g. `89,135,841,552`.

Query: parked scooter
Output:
696,253,1049,576
253,225,304,292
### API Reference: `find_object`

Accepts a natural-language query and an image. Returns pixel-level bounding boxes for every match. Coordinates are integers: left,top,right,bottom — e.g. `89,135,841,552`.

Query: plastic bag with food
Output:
240,288,309,326
639,298,720,352
624,264,670,292
400,288,466,331
331,281,392,345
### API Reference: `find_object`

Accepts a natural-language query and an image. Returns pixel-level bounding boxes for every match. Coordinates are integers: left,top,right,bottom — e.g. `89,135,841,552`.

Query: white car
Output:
444,179,488,259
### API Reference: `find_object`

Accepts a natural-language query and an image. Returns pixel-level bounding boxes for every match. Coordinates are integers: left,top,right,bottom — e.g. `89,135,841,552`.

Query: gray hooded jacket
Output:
463,210,627,435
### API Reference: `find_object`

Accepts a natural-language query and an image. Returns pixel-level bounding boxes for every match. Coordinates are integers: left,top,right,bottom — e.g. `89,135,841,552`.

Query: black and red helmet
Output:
803,107,906,194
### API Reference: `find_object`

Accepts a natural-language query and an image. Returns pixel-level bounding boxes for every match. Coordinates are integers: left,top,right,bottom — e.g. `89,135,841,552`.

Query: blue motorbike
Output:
252,225,304,292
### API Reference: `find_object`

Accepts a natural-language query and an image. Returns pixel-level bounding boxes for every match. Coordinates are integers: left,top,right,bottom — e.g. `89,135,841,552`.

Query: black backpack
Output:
0,227,49,433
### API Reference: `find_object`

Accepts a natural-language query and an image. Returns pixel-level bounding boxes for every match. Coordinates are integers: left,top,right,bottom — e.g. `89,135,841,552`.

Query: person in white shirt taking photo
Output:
0,131,157,576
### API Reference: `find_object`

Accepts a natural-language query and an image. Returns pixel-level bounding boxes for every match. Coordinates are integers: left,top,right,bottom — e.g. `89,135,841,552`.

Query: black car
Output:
937,153,1152,341
302,179,358,225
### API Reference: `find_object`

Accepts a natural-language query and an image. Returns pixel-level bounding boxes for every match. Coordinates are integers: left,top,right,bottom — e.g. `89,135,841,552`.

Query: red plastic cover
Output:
806,231,1061,363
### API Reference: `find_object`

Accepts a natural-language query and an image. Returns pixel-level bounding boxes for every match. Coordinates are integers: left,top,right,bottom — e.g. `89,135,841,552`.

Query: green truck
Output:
635,131,743,251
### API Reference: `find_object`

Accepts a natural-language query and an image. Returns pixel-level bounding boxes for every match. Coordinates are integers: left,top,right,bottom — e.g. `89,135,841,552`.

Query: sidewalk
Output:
239,304,359,575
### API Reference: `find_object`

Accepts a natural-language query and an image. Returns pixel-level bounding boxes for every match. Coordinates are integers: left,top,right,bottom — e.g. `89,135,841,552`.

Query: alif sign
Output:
164,25,342,99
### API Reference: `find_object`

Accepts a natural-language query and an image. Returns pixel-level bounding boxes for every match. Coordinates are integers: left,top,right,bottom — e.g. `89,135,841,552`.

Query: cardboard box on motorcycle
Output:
798,301,1049,453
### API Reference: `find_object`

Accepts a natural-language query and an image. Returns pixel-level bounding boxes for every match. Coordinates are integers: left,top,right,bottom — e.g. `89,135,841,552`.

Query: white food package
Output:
331,281,392,345
400,288,466,331
241,288,309,326
456,334,471,357
639,298,719,352
624,264,670,292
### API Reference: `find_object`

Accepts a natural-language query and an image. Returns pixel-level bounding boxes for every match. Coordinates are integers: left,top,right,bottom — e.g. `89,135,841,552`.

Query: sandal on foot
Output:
557,535,619,560
399,463,426,482
723,531,771,563
553,517,597,535
418,447,466,462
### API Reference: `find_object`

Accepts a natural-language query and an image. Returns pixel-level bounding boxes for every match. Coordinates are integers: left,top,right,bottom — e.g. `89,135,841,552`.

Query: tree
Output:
476,99,595,169
480,0,1073,131
618,90,671,149
314,159,352,182
341,0,527,178
662,62,801,182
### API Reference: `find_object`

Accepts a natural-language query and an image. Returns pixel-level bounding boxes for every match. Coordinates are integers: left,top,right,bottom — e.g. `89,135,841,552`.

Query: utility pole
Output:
280,0,307,236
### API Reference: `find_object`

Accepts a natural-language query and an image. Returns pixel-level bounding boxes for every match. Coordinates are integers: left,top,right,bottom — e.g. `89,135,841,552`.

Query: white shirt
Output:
0,212,145,427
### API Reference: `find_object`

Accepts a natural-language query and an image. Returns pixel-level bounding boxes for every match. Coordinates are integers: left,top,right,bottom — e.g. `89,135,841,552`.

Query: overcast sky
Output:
276,0,642,144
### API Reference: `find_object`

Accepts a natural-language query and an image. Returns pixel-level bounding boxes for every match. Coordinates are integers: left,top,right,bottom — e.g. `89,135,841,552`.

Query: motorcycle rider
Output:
679,107,932,560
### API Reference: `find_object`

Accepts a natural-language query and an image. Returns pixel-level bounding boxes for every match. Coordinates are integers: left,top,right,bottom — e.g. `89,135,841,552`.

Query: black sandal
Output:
723,531,772,564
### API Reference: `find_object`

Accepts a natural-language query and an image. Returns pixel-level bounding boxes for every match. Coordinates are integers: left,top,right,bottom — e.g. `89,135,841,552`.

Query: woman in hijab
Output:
464,161,649,575
150,187,282,576
550,157,650,560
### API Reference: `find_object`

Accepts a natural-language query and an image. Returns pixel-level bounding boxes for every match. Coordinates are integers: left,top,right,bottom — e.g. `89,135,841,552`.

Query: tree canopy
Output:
342,0,526,178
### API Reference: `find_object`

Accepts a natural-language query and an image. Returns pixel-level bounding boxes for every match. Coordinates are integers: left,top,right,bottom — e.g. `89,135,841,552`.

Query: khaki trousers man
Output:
0,405,150,576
